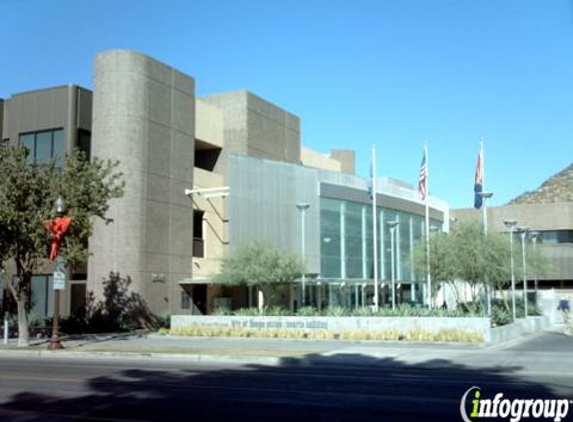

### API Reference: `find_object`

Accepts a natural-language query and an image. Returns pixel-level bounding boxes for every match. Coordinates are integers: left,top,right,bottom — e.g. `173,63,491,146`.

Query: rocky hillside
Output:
509,163,573,205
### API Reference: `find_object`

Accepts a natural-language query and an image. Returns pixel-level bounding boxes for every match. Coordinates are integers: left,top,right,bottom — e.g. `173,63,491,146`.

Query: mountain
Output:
509,163,573,205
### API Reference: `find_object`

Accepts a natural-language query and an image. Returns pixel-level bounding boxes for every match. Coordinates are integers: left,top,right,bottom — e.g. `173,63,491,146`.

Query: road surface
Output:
0,332,571,422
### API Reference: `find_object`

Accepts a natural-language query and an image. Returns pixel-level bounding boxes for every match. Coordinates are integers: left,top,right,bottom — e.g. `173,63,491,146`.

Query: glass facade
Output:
318,197,442,306
19,129,65,167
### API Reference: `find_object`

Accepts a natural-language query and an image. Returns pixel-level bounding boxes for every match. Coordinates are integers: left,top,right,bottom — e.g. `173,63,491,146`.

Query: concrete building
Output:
452,203,573,291
1,50,448,318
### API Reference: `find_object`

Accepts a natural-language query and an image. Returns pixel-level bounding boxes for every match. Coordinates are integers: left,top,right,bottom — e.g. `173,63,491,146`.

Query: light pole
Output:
387,220,399,311
48,196,67,350
517,226,529,317
296,203,310,307
530,231,540,304
478,191,493,317
504,219,517,321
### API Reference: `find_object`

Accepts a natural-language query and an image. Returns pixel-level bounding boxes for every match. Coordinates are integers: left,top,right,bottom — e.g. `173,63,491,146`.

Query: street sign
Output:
53,271,66,290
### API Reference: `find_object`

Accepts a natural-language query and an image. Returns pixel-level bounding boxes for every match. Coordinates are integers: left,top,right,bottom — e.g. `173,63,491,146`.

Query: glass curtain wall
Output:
319,197,431,308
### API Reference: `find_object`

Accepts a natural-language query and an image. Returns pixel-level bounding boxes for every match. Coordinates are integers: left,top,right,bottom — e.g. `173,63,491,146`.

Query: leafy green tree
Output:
413,221,550,313
0,146,124,346
412,231,457,303
212,241,304,309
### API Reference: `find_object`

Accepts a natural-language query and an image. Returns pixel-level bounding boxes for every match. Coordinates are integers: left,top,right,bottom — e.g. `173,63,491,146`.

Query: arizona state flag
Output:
474,151,483,209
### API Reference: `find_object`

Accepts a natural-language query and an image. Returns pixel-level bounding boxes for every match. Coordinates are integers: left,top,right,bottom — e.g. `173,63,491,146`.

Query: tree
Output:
212,241,304,309
0,146,124,346
413,221,551,313
412,230,458,303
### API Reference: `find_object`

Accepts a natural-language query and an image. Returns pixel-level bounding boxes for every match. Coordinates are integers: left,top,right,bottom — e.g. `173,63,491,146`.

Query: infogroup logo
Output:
460,386,571,422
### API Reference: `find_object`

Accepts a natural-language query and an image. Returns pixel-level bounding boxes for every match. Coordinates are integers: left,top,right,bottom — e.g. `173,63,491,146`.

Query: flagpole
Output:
480,139,492,317
372,145,379,312
424,142,432,309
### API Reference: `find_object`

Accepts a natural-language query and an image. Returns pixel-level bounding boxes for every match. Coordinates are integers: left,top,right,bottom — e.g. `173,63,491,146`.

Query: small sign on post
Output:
53,271,66,290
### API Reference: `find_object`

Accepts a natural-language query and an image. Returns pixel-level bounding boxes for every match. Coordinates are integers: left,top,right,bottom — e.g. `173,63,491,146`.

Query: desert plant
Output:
296,306,319,316
265,306,289,316
352,307,375,317
323,305,349,317
212,306,231,316
234,307,261,316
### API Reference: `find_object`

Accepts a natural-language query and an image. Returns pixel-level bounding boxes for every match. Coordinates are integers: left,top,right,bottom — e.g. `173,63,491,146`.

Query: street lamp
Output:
504,219,517,321
49,195,67,350
478,191,494,317
296,203,310,307
517,226,530,317
530,231,541,302
386,220,399,311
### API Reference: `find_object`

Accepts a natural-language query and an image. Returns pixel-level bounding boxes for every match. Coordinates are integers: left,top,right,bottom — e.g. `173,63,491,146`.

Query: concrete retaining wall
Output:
172,315,553,343
490,316,552,343
171,315,490,338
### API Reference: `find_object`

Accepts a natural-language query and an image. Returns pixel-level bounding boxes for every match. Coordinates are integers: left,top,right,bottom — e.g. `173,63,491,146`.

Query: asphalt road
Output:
0,333,571,422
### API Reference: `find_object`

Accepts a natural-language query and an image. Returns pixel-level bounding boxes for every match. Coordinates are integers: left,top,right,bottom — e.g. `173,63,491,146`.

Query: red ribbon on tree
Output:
46,217,73,261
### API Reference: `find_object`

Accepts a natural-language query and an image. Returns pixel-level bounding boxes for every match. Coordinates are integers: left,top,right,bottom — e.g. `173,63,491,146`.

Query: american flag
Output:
419,148,427,200
474,151,483,209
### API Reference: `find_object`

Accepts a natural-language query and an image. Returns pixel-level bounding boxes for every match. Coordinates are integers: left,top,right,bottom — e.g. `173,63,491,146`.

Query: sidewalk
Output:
0,331,491,365
0,330,571,373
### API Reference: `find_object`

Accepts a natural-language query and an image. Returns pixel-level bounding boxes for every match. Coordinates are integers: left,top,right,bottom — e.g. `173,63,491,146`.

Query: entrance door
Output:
192,284,207,315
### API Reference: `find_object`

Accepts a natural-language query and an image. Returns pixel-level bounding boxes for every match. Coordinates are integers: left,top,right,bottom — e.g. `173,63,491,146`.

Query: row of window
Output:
20,129,65,166
509,230,573,245
2,128,91,165
320,197,440,281
538,230,573,245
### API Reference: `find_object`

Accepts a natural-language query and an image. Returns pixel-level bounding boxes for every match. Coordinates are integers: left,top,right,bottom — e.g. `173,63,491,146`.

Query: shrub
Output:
352,307,375,317
234,307,261,316
296,306,319,316
323,306,349,317
212,306,231,316
492,306,512,327
265,306,289,316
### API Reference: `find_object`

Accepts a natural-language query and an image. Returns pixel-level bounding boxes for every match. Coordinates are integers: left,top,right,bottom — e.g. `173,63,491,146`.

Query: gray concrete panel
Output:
4,86,69,142
77,88,93,131
89,50,195,316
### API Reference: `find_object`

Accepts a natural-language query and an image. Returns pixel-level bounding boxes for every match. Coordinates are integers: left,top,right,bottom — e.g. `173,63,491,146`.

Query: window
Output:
78,129,91,160
539,230,573,245
19,129,65,167
1,138,9,148
193,210,205,257
195,140,222,171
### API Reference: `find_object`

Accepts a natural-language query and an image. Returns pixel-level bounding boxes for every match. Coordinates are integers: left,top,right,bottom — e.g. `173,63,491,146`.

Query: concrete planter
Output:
171,315,553,343
171,315,490,339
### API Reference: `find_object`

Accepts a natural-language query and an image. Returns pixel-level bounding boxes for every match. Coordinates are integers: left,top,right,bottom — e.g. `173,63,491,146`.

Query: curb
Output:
0,349,282,366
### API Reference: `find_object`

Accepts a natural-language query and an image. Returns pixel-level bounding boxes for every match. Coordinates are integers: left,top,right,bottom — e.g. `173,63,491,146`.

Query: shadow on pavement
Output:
0,352,571,422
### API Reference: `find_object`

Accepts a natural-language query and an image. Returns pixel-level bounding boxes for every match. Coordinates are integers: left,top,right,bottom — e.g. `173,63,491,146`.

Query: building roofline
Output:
5,84,92,99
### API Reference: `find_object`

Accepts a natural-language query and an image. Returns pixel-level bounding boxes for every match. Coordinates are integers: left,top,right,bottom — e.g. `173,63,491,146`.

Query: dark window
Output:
78,129,91,160
194,210,204,239
539,230,573,245
193,210,205,258
195,148,222,171
19,128,65,167
195,139,222,172
70,284,87,316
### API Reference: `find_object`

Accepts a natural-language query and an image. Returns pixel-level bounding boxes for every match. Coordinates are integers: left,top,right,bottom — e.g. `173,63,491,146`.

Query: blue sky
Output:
3,0,573,208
